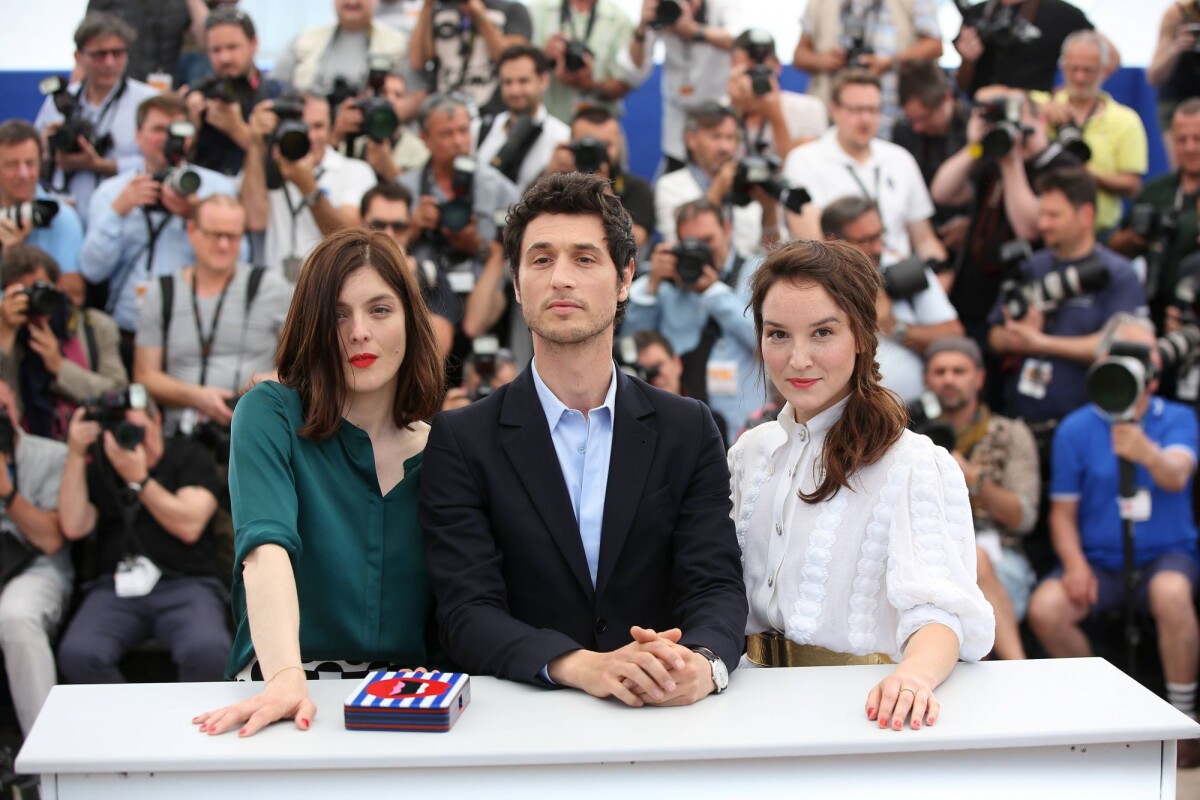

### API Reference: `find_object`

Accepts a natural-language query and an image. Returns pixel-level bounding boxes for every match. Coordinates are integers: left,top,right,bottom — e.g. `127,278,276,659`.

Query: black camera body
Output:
83,385,149,451
468,335,502,402
569,136,609,174
747,64,774,97
199,74,243,104
954,0,1042,51
976,96,1026,160
354,96,400,143
653,0,683,29
562,41,592,73
39,76,115,157
1055,124,1091,162
841,18,875,67
152,121,201,199
671,238,714,285
17,281,65,318
613,335,656,383
1087,341,1155,422
0,200,59,230
731,155,810,214
1000,258,1111,320
438,156,477,233
882,256,932,301
1129,202,1178,241
271,94,312,162
490,114,542,180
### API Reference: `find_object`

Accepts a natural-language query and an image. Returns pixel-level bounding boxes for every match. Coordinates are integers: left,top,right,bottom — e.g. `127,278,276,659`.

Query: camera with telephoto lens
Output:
151,121,201,198
38,76,115,157
653,0,683,29
198,74,242,104
1087,341,1155,422
906,392,957,451
671,238,714,286
490,114,543,180
741,28,775,64
434,1,468,38
0,200,59,230
731,155,811,214
1129,202,1178,241
953,0,1041,51
999,258,1111,321
1159,324,1200,370
882,255,932,301
840,17,875,67
352,57,401,144
976,96,1027,160
438,156,476,233
1054,123,1091,162
569,136,609,174
270,93,311,162
82,384,149,451
613,335,656,383
468,335,502,401
15,281,65,318
747,65,774,97
559,41,591,73
1172,275,1200,326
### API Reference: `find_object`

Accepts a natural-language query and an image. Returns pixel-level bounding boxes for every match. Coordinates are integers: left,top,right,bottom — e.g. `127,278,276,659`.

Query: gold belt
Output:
746,632,894,668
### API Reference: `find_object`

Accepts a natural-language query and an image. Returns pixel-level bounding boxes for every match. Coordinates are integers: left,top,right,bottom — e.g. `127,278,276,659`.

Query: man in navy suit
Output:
421,172,746,707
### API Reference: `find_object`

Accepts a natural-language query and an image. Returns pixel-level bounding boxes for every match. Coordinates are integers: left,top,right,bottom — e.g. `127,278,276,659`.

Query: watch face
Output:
712,658,729,691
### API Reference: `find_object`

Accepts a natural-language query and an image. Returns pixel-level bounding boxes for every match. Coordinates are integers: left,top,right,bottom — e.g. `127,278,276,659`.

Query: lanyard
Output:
740,116,771,157
840,0,885,34
140,207,173,276
74,77,129,137
282,167,323,259
845,164,881,201
189,269,235,388
560,0,599,45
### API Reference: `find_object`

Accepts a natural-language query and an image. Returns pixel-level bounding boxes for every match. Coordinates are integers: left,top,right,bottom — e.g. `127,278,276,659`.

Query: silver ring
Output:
898,687,917,698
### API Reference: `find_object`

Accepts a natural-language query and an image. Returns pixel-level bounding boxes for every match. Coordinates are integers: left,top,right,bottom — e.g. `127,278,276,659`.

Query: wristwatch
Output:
690,646,729,694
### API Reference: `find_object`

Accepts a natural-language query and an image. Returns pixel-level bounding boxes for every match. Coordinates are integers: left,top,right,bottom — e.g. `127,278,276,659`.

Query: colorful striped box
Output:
343,670,471,732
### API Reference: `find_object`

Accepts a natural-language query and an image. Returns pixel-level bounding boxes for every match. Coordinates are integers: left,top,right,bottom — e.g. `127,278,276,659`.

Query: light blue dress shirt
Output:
530,357,618,588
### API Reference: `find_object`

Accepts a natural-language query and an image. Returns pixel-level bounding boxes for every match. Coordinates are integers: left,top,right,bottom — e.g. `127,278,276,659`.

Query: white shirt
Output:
729,398,995,663
475,105,571,194
783,128,934,259
654,166,766,259
264,147,377,277
876,264,959,402
734,90,829,159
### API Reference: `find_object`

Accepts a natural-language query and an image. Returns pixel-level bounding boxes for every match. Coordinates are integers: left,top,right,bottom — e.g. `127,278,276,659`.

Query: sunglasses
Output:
83,47,128,62
368,219,410,233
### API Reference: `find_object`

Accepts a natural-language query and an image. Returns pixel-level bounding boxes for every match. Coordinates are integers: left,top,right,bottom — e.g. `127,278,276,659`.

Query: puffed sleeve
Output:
884,436,996,661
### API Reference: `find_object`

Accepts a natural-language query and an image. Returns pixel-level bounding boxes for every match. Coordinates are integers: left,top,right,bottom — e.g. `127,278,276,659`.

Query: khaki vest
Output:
289,22,407,92
805,0,919,106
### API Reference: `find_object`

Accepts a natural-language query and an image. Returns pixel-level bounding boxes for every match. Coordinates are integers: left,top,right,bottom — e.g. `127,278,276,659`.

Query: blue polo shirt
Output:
20,186,84,274
987,245,1148,423
1050,397,1199,571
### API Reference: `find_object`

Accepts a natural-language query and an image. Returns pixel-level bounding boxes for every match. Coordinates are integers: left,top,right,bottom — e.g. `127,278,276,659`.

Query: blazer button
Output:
594,617,607,634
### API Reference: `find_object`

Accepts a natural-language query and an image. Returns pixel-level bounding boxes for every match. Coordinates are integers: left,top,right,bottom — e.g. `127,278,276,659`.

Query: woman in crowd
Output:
193,227,445,737
729,239,994,730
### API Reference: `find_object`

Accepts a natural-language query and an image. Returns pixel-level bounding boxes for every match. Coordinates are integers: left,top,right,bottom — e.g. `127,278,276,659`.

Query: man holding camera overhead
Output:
133,195,291,440
33,12,161,228
81,95,239,372
189,6,285,178
240,92,376,278
623,198,760,442
56,387,230,686
1026,313,1200,768
986,168,1146,427
792,0,943,140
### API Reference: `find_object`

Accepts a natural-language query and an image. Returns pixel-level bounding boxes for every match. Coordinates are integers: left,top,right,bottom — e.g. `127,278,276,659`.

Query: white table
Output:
18,657,1199,799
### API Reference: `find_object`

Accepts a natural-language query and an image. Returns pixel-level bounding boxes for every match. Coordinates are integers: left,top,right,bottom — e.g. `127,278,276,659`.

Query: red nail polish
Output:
300,718,309,729
880,718,888,727
239,728,248,736
867,707,875,716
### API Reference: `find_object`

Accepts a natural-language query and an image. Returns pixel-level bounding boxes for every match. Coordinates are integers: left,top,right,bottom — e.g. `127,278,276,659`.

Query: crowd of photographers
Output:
1,0,1200,766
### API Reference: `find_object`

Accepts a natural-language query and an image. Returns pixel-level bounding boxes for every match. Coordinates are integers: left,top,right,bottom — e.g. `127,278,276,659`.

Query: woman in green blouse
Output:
194,227,445,737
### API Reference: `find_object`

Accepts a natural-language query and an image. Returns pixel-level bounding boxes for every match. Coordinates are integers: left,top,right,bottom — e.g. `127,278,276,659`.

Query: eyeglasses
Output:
837,104,882,116
841,229,885,247
82,47,127,62
368,219,410,233
195,226,242,244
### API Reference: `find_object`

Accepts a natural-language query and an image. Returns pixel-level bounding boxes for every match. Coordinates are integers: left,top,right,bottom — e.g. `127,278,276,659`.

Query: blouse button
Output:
767,575,775,587
767,465,774,477
775,522,782,536
798,428,808,442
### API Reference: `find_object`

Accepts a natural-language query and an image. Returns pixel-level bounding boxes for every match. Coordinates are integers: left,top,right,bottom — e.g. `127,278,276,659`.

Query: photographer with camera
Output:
930,88,1075,340
918,336,1039,660
441,340,519,410
82,95,240,371
528,0,641,122
624,0,738,172
624,198,761,441
33,13,161,228
56,389,231,686
272,0,408,98
1149,0,1200,169
1109,100,1200,331
0,380,72,737
240,92,377,278
986,168,1146,426
544,107,655,248
133,195,291,441
476,45,571,192
1031,31,1147,236
188,7,285,178
0,245,127,440
784,72,947,267
408,0,532,118
1027,314,1200,768
0,121,84,290
792,0,944,140
954,0,1112,98
822,196,962,401
656,103,780,260
329,70,430,181
726,30,826,163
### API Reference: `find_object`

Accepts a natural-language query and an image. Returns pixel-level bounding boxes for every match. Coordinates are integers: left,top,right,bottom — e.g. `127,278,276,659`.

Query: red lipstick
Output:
349,354,378,368
788,378,818,389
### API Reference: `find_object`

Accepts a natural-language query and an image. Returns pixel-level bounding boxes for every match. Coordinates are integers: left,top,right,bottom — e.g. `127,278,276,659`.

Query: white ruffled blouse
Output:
728,398,996,662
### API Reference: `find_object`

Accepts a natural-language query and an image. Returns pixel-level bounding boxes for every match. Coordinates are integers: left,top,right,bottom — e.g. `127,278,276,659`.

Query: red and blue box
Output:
343,670,471,732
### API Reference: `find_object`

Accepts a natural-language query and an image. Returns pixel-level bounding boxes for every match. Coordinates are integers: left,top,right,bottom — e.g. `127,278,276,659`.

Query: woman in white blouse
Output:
729,239,994,731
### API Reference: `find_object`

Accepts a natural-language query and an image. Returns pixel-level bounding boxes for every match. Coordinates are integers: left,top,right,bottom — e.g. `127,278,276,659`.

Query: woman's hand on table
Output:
192,669,316,737
865,672,940,731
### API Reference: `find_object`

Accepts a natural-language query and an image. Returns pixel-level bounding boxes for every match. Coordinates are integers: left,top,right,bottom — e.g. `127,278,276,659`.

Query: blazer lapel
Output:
498,369,594,600
595,373,657,599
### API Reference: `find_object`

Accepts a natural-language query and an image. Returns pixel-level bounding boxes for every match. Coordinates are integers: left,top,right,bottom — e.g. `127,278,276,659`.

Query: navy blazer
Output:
420,366,747,684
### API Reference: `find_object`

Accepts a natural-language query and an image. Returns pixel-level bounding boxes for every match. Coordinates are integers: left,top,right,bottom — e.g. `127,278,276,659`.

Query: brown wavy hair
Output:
276,228,445,440
749,239,907,504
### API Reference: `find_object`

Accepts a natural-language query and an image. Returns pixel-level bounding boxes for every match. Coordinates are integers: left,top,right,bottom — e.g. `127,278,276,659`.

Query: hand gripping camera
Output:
152,121,202,198
83,385,149,451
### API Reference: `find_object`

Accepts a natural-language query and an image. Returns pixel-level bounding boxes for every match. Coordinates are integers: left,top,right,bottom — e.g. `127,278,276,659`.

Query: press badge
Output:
1017,359,1053,399
115,556,162,598
707,360,739,396
146,72,173,92
134,280,149,312
1119,489,1152,523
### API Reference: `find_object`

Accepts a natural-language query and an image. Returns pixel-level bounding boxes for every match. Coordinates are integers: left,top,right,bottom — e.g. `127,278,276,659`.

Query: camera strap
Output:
188,270,236,389
282,166,325,259
140,206,173,278
72,77,128,140
839,0,884,32
559,0,599,45
844,164,881,201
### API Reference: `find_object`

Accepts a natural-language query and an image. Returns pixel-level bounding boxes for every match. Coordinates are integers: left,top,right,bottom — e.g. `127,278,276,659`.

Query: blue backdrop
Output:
0,64,1169,184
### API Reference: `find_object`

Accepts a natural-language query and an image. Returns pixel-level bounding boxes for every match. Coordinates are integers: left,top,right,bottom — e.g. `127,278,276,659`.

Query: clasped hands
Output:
548,625,713,707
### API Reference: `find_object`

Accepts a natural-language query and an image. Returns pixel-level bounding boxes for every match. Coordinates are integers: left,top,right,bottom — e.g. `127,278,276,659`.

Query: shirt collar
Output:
530,357,618,431
776,395,851,440
822,127,876,165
